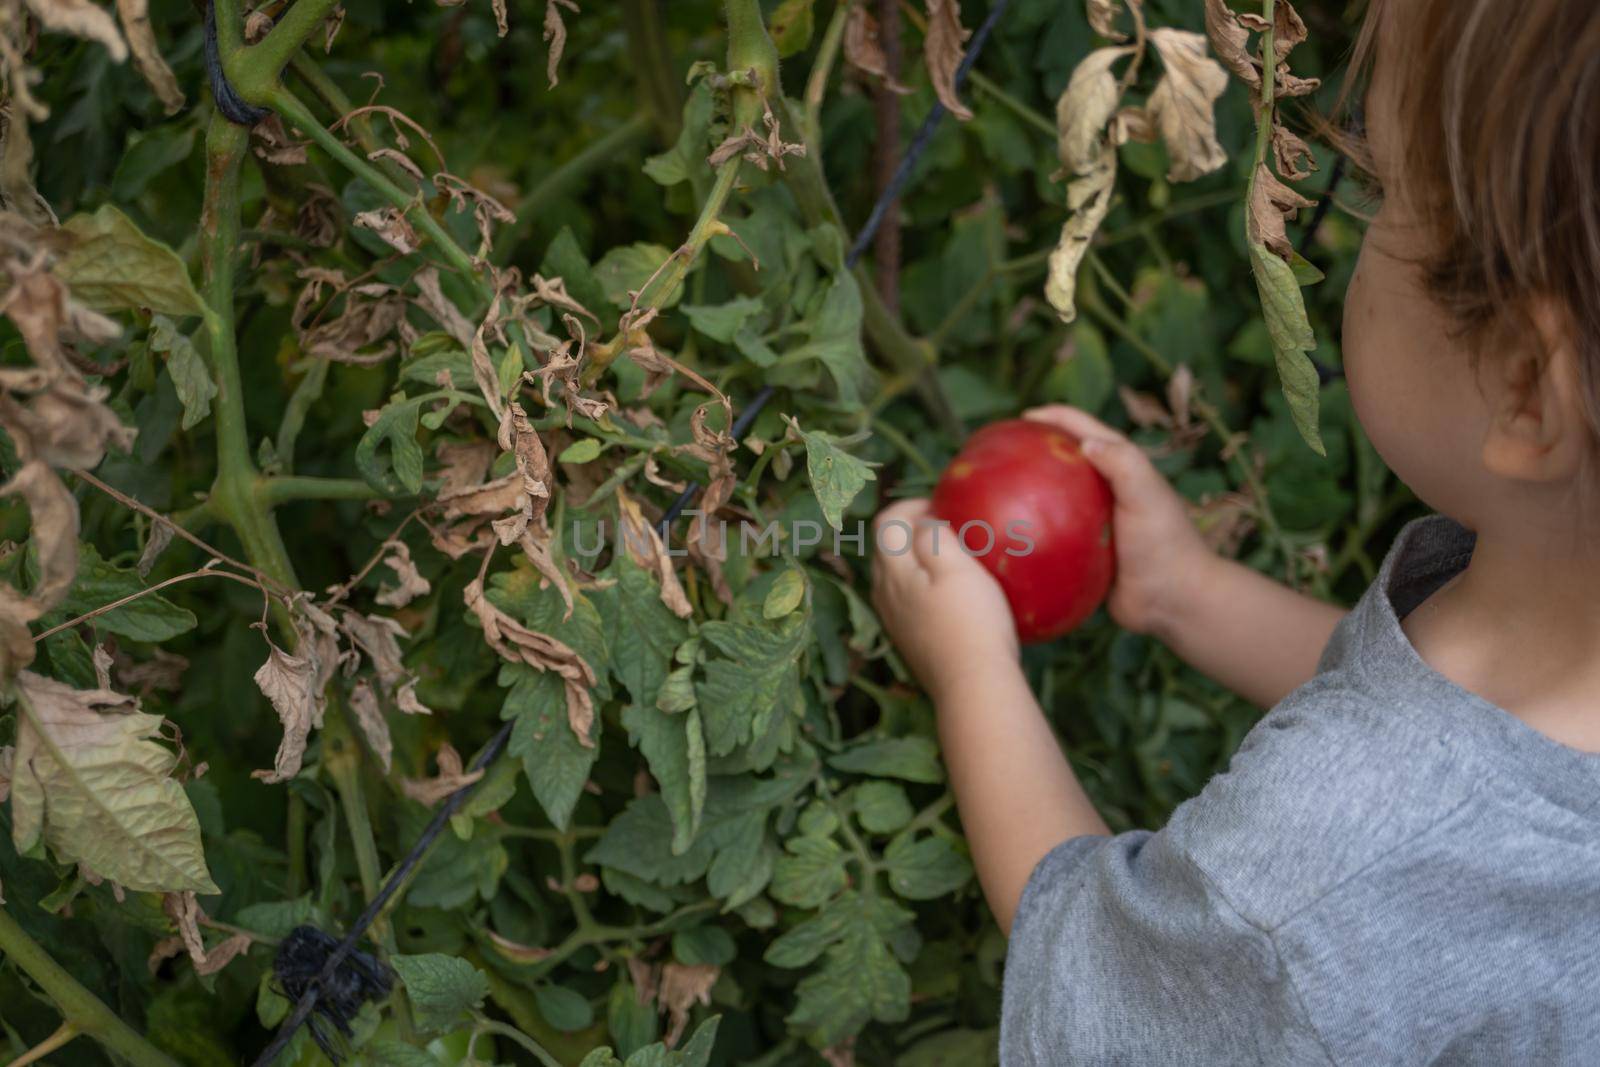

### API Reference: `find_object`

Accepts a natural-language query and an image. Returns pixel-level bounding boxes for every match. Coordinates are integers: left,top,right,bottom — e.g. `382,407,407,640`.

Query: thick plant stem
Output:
202,114,300,600
224,0,345,106
0,910,180,1067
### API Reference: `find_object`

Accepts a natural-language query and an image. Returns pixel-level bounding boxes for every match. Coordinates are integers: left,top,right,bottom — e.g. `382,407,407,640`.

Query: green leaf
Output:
504,666,598,831
149,315,214,430
10,671,217,894
365,1040,447,1067
541,227,611,317
883,834,973,900
607,978,660,1057
595,243,682,309
1041,321,1114,414
828,737,945,784
672,924,737,966
391,953,489,1033
788,275,874,405
621,703,705,855
46,543,197,642
1249,242,1324,456
695,616,808,756
536,984,595,1031
559,438,604,463
765,892,915,1045
603,556,688,708
682,296,766,344
762,568,805,619
854,782,913,834
769,0,815,55
355,395,426,495
792,425,877,532
56,204,206,317
581,1049,625,1067
771,835,848,908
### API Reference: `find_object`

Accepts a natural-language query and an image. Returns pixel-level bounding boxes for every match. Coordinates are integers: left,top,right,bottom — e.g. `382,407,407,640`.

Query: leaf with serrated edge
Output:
56,205,206,317
10,671,217,893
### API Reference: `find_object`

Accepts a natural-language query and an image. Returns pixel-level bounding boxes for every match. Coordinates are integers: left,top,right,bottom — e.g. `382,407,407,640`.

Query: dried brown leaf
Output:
1202,0,1256,88
0,106,57,226
352,205,420,255
543,0,578,87
115,0,183,114
250,636,321,784
401,742,484,807
1119,385,1172,429
1146,29,1228,182
1044,145,1115,323
1087,0,1128,40
1272,123,1316,182
375,541,431,608
658,962,718,1047
615,486,692,619
1056,46,1134,176
137,518,173,577
1166,364,1195,429
465,577,596,745
348,678,392,772
24,0,127,60
923,0,973,121
1248,160,1315,258
843,4,909,93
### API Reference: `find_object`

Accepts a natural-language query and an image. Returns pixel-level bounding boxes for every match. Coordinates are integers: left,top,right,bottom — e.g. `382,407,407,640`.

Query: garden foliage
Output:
0,0,1401,1064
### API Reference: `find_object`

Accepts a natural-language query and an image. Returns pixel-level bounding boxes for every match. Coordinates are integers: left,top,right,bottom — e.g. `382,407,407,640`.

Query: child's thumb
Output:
1079,435,1157,495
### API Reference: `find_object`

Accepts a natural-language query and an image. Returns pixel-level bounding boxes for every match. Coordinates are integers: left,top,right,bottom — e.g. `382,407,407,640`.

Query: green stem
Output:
968,70,1055,137
233,0,346,105
260,476,381,505
492,114,652,263
804,0,851,147
0,910,179,1067
870,416,937,479
286,790,308,899
472,1018,564,1067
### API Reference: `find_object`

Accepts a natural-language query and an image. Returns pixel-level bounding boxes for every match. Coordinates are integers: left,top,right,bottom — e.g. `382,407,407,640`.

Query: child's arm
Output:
1024,406,1347,708
872,499,1107,933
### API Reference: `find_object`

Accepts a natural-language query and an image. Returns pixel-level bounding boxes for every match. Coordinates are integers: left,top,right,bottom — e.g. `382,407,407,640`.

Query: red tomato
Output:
930,419,1115,643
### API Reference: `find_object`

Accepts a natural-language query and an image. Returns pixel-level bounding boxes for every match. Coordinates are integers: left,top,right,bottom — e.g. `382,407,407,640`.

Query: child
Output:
871,1,1600,1063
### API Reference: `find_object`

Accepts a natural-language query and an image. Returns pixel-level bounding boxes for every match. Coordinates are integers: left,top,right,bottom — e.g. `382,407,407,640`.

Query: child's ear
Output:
1480,300,1587,483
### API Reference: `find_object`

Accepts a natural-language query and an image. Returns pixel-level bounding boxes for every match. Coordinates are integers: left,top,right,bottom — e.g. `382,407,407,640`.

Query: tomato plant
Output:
932,419,1114,643
0,1,1406,1064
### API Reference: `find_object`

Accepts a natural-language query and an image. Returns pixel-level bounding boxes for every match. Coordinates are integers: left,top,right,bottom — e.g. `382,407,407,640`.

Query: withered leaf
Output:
615,486,692,619
1273,124,1316,182
464,577,597,746
843,4,909,94
115,0,183,114
400,742,484,807
23,0,127,61
348,679,392,773
923,0,973,122
1044,144,1115,323
544,0,579,88
1086,0,1128,41
1248,160,1316,259
659,962,718,1048
250,637,321,784
1057,46,1134,176
1146,29,1229,182
375,541,431,609
353,205,420,255
1203,0,1257,88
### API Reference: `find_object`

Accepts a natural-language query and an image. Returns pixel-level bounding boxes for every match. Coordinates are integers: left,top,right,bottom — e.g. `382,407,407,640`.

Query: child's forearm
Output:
934,662,1109,935
1157,556,1347,708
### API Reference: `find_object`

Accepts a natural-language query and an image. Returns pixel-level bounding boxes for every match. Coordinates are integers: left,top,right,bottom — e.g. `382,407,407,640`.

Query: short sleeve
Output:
999,828,1334,1067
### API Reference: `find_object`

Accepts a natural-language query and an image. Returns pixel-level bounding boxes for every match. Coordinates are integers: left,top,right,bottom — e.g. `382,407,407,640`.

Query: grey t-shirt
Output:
1001,516,1600,1066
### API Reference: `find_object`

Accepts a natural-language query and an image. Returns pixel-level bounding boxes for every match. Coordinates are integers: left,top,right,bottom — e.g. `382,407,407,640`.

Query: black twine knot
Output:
271,925,394,1064
205,1,274,126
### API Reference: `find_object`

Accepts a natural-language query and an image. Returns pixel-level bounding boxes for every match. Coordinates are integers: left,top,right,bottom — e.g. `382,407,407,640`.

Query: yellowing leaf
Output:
10,671,217,894
1146,28,1229,182
1044,144,1116,323
56,204,205,318
1055,46,1134,175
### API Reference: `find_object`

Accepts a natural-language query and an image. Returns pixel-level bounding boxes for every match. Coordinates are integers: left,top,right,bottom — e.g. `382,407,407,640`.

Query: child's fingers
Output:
1077,433,1163,498
1022,404,1126,445
873,498,932,584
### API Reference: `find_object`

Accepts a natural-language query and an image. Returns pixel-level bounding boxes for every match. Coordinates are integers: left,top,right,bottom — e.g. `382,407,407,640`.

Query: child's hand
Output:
1023,405,1216,641
872,498,1020,701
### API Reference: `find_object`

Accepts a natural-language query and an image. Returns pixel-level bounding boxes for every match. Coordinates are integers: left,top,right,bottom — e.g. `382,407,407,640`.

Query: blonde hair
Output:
1347,0,1600,440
